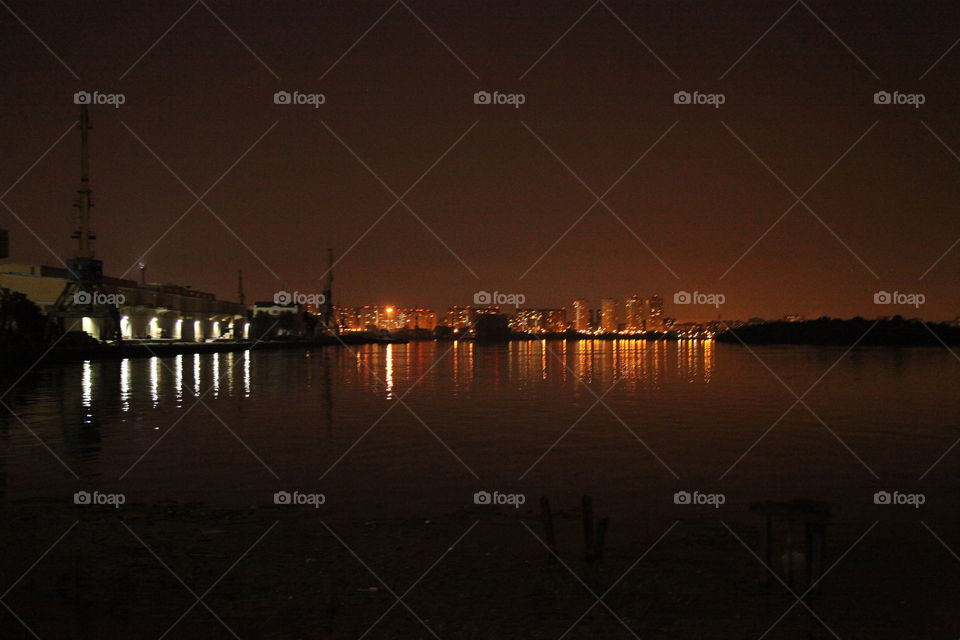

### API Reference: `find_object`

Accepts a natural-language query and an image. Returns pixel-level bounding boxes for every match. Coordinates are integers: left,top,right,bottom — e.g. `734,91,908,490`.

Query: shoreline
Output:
4,317,959,372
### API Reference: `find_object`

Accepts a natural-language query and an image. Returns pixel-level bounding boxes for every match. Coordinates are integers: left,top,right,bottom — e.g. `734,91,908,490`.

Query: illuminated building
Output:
394,308,437,330
646,294,664,332
625,294,645,332
509,308,567,333
335,307,362,331
572,298,589,332
359,305,380,330
546,309,567,332
446,305,499,331
601,298,618,333
334,306,437,331
0,263,246,342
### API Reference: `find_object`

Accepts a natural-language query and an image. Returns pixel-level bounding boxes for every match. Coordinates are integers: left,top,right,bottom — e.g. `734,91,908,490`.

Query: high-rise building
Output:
395,308,437,330
601,298,617,333
625,294,646,332
509,309,567,333
572,298,589,332
546,308,567,332
647,294,664,332
335,306,437,331
335,307,362,331
446,305,499,331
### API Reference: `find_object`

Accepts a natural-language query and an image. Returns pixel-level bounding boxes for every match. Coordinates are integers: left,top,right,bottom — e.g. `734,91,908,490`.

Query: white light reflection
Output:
212,352,220,398
81,360,92,412
225,352,235,396
120,358,130,412
193,353,201,396
149,356,159,407
174,354,184,406
385,343,394,399
243,350,251,397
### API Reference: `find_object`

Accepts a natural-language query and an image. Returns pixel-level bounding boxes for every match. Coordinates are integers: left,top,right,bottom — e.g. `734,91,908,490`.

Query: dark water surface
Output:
2,341,960,638
3,341,958,509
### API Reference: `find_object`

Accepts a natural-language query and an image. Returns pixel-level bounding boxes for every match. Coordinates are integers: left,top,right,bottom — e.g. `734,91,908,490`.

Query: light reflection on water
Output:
174,354,183,407
1,340,958,509
49,340,717,414
81,360,92,414
385,343,394,400
120,358,130,412
149,356,159,408
212,352,220,399
243,350,250,397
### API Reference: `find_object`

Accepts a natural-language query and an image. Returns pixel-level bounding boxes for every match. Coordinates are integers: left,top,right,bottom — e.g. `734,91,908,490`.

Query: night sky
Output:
2,0,960,321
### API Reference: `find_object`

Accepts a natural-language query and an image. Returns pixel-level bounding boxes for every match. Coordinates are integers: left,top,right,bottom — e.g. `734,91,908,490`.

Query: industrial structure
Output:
44,105,121,342
0,106,247,343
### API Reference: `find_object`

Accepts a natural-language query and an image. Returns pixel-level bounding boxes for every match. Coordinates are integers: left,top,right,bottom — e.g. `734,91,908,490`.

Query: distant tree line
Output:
715,316,960,346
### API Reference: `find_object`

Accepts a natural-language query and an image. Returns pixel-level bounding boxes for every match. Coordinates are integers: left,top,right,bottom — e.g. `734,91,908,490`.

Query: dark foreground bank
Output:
0,499,956,639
